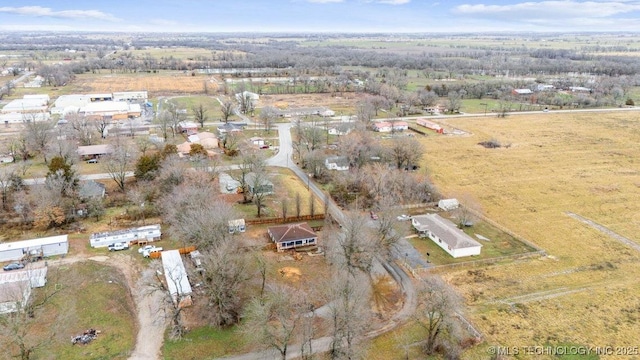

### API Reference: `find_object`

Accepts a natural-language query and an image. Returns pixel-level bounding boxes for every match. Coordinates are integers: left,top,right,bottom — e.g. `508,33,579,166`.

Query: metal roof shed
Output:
0,235,68,262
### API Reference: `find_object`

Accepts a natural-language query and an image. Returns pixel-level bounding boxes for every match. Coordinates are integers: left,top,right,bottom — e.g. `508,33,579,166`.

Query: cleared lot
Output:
421,112,640,353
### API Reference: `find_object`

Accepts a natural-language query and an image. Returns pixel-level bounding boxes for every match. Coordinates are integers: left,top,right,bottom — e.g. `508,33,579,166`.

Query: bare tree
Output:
195,240,249,326
447,91,462,113
248,170,271,217
192,103,208,128
328,271,372,359
67,112,95,145
149,261,187,340
22,120,54,163
327,212,376,276
416,276,463,357
0,164,19,210
280,199,289,219
388,137,424,170
103,140,137,192
220,99,235,123
259,106,277,133
231,148,265,204
295,192,302,217
161,179,237,250
243,284,312,360
156,109,172,141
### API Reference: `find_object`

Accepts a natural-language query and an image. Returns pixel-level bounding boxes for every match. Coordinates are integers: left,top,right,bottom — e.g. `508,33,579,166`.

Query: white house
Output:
325,156,350,171
161,250,192,308
0,235,69,262
411,214,482,258
372,121,392,132
89,224,162,248
438,198,460,211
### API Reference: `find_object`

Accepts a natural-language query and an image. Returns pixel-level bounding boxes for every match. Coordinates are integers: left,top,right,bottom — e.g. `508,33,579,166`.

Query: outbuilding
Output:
0,235,69,262
438,198,460,211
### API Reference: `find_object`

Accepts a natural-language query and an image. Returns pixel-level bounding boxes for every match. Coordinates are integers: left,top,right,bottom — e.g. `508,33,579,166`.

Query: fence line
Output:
415,250,546,274
245,214,325,226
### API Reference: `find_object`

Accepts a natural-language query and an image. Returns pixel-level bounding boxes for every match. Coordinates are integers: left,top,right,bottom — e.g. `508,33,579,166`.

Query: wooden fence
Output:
245,214,325,226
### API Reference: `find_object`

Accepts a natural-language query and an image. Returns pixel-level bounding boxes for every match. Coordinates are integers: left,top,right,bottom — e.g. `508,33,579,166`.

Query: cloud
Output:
453,1,640,18
0,6,121,21
306,0,344,3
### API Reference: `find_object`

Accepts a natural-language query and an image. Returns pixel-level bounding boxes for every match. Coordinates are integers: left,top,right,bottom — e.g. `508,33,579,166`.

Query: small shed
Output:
0,235,69,262
161,250,192,308
438,198,460,211
228,219,246,234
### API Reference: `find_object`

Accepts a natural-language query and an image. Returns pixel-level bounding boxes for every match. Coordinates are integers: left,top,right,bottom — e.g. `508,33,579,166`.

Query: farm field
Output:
420,111,640,356
71,71,216,96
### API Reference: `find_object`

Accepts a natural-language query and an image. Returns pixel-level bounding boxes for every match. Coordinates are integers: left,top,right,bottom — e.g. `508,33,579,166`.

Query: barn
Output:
0,235,69,262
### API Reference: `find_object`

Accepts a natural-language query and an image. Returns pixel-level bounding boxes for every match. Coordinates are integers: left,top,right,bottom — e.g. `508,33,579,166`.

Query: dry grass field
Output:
419,112,640,357
72,71,217,96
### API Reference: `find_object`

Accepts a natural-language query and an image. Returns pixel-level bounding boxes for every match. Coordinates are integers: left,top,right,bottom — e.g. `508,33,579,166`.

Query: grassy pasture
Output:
420,111,640,356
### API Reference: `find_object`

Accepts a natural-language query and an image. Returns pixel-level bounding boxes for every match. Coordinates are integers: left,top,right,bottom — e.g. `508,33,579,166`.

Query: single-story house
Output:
77,144,114,159
250,137,265,147
0,235,69,262
325,156,350,171
392,121,409,131
217,123,244,135
569,86,591,93
328,123,353,136
245,172,274,195
78,180,106,199
161,250,192,308
438,198,460,211
228,219,246,234
372,121,393,132
178,121,199,135
416,118,443,134
411,213,482,258
268,223,318,252
89,224,161,248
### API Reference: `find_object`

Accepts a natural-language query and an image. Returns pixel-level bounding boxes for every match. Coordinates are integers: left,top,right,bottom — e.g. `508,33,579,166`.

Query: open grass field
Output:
12,261,137,360
419,111,640,357
71,71,215,96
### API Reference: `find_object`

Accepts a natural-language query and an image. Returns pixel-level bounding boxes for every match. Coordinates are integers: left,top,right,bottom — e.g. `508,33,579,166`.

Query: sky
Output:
0,1,639,33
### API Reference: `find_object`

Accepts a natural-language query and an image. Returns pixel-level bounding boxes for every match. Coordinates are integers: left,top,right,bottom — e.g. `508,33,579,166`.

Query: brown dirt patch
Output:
278,266,302,281
258,93,368,110
73,72,216,96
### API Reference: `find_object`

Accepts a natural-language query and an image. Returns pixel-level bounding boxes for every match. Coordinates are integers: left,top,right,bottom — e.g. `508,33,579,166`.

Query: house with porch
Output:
268,223,318,252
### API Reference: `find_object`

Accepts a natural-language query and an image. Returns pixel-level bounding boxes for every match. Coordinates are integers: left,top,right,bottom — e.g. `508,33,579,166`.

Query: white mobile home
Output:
161,250,192,308
0,235,69,262
89,224,162,248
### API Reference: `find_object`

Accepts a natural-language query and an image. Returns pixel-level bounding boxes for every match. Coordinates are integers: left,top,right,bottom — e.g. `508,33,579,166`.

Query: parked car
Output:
370,211,379,220
3,262,25,271
87,159,98,164
142,246,163,258
138,245,156,254
396,214,410,221
108,242,129,251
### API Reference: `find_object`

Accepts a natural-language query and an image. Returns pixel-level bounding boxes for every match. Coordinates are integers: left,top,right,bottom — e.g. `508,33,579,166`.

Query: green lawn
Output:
163,325,248,360
407,217,537,266
30,261,136,360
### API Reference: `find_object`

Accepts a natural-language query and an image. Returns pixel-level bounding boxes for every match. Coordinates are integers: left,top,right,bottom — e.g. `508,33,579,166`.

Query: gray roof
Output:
325,156,350,167
79,180,106,199
411,214,482,250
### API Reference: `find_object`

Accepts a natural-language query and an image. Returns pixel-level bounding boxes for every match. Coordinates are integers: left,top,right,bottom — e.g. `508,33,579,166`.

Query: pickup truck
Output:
108,242,129,251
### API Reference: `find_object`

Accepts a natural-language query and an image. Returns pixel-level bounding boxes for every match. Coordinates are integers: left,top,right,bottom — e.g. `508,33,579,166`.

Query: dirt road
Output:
128,267,168,360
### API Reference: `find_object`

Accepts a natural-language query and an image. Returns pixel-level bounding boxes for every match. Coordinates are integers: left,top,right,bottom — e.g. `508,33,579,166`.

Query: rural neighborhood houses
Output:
411,214,482,258
372,121,409,132
267,223,318,252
